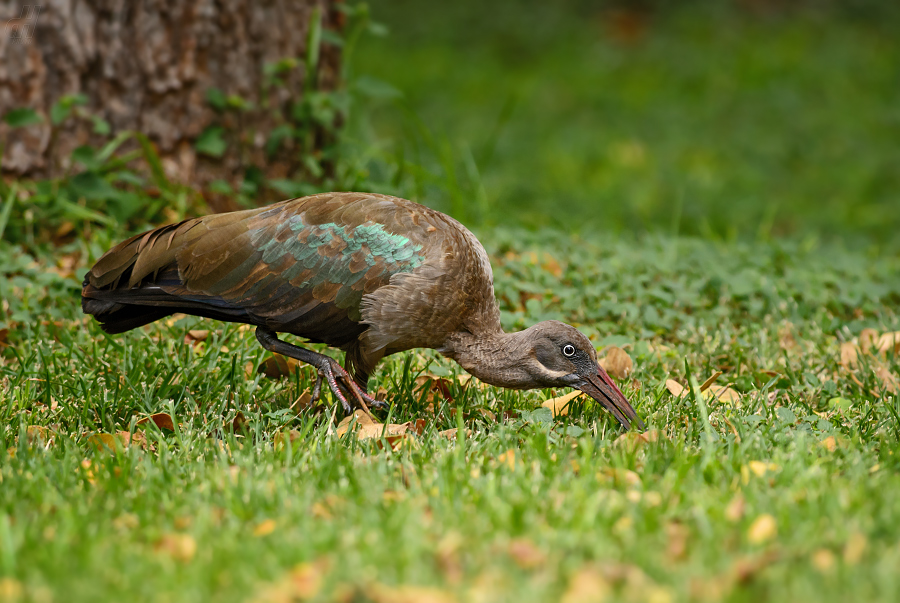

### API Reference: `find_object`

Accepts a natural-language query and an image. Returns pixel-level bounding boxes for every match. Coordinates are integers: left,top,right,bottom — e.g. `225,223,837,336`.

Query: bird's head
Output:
521,321,644,431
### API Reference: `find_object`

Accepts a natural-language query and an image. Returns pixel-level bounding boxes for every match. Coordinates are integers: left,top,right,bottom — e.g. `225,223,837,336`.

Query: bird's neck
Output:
441,327,533,389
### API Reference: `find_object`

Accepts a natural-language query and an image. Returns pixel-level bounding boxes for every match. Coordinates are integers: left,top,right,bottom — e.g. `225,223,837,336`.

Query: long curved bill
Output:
578,366,644,431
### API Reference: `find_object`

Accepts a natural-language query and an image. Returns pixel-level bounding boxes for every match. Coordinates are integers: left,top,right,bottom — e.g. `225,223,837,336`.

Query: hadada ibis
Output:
82,192,643,430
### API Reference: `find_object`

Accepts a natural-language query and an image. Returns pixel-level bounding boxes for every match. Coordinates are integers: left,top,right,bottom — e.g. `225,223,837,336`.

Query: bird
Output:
82,192,643,430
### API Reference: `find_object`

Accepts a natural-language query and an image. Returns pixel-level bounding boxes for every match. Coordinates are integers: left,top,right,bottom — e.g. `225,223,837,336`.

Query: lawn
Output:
3,2,900,602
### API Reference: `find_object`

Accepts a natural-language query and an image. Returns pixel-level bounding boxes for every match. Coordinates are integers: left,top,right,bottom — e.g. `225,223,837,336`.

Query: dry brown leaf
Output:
542,390,584,417
507,538,545,569
561,564,611,603
26,425,54,446
415,374,455,403
747,514,777,544
87,433,120,451
137,412,176,431
184,329,209,347
876,331,900,355
599,346,633,379
335,410,417,449
874,365,899,393
859,328,879,352
840,342,860,370
438,428,470,440
259,355,301,379
0,328,9,348
665,379,686,397
274,429,303,450
253,519,277,537
698,371,723,392
155,533,196,562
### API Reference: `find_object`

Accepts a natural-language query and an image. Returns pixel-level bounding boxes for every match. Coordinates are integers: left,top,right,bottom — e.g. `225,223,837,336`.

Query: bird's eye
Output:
562,344,576,357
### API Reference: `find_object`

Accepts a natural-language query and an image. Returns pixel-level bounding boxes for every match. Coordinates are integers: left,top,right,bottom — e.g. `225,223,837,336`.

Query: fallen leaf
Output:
820,436,838,452
274,429,303,450
706,384,740,403
876,331,900,355
542,390,584,416
438,428,471,440
496,449,516,471
137,412,175,431
840,342,860,370
253,519,277,537
599,346,633,379
184,329,209,347
0,578,23,602
843,532,867,565
366,583,457,603
874,365,899,393
561,564,611,603
725,494,745,522
665,379,686,397
335,410,416,449
87,433,120,451
747,514,777,544
0,328,9,348
613,429,661,452
26,425,54,446
810,548,835,573
155,533,196,562
698,371,723,392
259,355,301,379
507,538,545,569
859,328,879,353
287,562,326,600
414,374,455,403
666,523,689,561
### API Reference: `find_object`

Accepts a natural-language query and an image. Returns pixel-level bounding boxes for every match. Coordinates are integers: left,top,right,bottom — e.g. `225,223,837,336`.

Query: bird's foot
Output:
309,357,387,414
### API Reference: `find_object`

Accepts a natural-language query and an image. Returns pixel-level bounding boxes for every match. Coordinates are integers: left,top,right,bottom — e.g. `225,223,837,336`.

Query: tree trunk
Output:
0,0,343,205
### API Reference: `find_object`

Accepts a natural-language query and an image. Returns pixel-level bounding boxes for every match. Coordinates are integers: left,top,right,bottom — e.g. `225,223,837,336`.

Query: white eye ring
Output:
562,344,576,357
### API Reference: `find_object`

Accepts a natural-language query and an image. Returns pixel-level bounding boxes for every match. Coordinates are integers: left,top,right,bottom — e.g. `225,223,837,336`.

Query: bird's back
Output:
83,192,500,381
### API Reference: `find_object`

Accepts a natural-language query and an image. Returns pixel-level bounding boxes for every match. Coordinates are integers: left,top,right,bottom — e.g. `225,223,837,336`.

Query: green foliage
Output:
3,226,900,601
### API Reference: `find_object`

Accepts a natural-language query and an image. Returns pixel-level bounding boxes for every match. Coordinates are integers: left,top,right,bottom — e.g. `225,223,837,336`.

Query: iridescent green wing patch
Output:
208,212,426,321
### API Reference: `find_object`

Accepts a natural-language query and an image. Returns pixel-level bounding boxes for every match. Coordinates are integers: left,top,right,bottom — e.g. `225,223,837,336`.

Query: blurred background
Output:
1,0,899,249
351,0,900,246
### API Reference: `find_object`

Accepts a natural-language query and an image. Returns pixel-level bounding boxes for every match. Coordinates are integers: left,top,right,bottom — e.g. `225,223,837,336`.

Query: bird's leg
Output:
255,327,384,414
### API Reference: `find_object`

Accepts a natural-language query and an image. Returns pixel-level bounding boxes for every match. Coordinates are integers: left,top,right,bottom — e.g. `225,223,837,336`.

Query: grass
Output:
4,2,900,601
2,229,900,602
352,1,900,245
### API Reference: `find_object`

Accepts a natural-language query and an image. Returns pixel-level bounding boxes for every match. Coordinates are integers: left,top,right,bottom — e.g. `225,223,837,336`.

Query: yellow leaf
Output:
561,565,611,603
253,519,277,537
0,578,23,602
542,390,584,416
843,532,867,565
820,436,838,452
706,384,740,403
496,449,516,471
747,514,777,544
810,548,835,573
155,533,196,562
88,433,120,452
599,346,633,379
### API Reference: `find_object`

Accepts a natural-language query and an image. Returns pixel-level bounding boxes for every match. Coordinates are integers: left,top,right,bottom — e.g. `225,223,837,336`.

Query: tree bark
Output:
0,0,343,199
